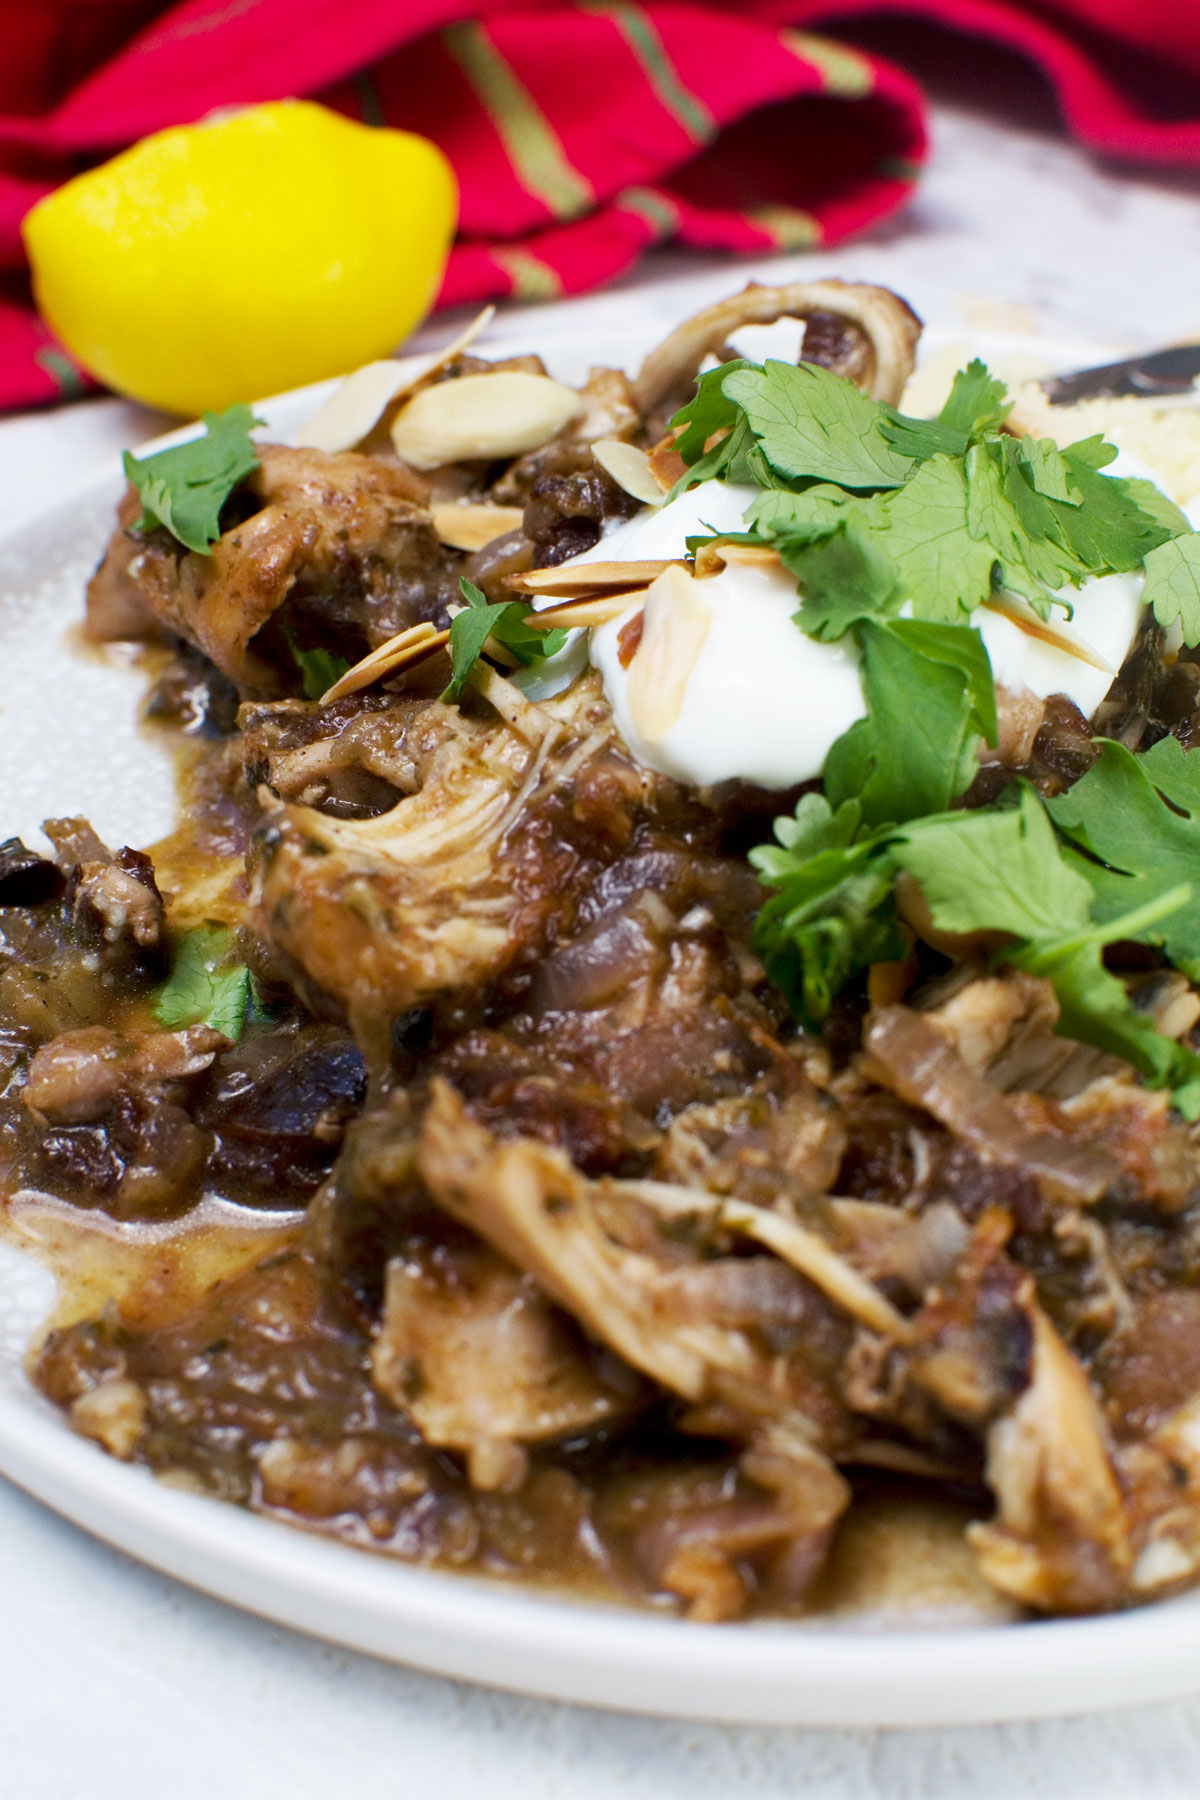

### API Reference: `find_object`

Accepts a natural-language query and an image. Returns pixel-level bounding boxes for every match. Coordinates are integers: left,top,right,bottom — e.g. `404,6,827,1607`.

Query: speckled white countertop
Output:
5,98,1200,1800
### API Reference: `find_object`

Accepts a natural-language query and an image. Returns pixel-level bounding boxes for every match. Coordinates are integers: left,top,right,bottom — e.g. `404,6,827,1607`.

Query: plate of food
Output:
5,279,1200,1728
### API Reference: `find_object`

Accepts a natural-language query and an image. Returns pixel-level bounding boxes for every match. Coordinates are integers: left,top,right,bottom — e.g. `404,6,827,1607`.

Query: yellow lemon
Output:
23,99,458,417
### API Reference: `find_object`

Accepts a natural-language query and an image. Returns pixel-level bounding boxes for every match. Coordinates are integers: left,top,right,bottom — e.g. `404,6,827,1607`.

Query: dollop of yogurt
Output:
565,478,1147,791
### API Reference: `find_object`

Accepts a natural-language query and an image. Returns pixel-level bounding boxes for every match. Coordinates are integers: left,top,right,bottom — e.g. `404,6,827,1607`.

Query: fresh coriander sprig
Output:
754,779,1200,1115
441,578,569,702
153,924,253,1040
123,404,263,555
281,625,350,702
670,354,1200,643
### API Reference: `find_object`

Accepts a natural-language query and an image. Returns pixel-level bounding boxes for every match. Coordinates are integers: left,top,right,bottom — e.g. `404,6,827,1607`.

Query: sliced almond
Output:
430,502,526,551
591,438,667,505
626,564,712,744
693,540,782,578
983,592,1116,675
319,623,450,704
297,307,496,453
647,433,687,490
521,593,645,630
391,371,583,471
506,559,678,597
719,542,783,569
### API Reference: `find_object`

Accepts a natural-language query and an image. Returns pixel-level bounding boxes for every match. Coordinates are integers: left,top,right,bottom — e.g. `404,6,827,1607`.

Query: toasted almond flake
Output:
319,623,449,704
720,542,783,569
506,559,678,597
647,433,687,490
626,564,712,744
591,438,667,505
521,593,646,630
296,307,496,452
983,592,1116,675
391,371,582,471
430,502,526,550
692,540,782,578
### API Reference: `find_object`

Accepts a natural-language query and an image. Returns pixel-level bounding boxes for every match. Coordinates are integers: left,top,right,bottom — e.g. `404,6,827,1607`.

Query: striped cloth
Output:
2,0,1198,410
0,1,929,411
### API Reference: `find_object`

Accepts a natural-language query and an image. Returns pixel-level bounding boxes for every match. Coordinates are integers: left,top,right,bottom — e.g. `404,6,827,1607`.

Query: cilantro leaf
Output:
742,482,853,543
1015,434,1081,505
879,410,969,463
668,359,753,466
123,405,263,555
153,925,251,1039
722,360,917,490
893,785,1093,940
824,619,995,827
750,795,903,1026
780,517,900,640
441,579,569,703
877,454,1000,623
1120,478,1191,539
937,359,1011,438
1052,442,1171,573
282,626,350,702
964,439,1078,612
1142,532,1200,645
1049,737,1200,976
1011,899,1200,1119
755,773,1200,1112
892,786,1200,1112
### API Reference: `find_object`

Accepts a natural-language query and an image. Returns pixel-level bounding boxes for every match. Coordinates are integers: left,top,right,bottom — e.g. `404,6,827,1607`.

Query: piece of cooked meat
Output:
633,278,923,435
371,1234,642,1487
248,672,625,1055
86,445,460,696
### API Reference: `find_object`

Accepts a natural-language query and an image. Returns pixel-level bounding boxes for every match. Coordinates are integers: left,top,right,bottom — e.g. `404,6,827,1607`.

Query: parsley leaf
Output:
442,579,568,703
1049,737,1200,977
153,925,251,1040
721,360,917,490
824,619,996,827
123,405,263,555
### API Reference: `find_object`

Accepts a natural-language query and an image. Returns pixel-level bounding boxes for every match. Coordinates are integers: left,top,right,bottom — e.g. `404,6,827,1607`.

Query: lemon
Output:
23,100,458,417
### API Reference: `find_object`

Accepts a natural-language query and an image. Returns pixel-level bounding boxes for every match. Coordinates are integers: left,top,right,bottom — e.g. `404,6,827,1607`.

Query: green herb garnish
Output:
442,578,569,703
123,404,263,555
153,925,252,1040
282,625,350,702
671,356,1200,640
754,776,1200,1115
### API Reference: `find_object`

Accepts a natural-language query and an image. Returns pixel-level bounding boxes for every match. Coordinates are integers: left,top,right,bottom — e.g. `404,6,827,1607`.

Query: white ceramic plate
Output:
4,326,1200,1729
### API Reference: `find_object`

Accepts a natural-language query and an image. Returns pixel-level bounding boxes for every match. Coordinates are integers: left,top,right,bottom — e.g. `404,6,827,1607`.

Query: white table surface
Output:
5,98,1200,1799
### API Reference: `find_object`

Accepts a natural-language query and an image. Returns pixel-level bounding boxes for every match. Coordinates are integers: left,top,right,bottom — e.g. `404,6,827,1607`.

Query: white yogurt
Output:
564,479,1149,790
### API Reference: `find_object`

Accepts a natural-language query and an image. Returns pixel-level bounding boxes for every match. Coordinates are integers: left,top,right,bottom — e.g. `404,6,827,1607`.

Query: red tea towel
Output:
0,0,1195,412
